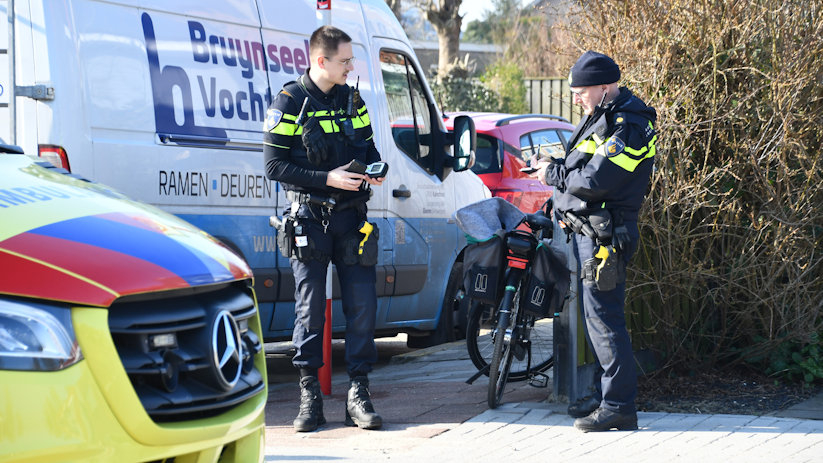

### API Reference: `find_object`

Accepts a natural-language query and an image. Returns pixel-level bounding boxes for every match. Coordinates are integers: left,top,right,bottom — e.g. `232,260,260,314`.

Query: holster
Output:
561,209,613,244
274,215,296,260
335,221,380,267
581,245,624,291
274,214,322,263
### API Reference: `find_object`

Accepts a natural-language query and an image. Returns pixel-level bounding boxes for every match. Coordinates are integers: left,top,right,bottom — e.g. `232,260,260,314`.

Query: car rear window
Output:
521,129,565,161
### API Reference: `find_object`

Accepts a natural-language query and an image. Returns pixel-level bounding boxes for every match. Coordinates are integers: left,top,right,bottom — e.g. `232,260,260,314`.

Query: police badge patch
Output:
264,109,283,132
604,136,626,157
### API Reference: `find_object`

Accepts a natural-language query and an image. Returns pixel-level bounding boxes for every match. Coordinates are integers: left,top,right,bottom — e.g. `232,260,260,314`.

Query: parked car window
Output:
470,134,501,175
558,129,573,151
380,50,432,170
520,129,564,161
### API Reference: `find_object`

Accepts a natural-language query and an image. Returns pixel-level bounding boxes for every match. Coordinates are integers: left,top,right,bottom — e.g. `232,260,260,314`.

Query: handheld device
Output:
346,160,367,174
364,161,388,178
347,160,388,178
519,159,538,174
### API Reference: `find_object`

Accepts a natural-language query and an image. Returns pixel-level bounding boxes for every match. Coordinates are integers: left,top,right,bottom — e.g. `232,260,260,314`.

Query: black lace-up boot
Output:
574,407,638,432
567,395,601,418
293,375,325,432
344,376,382,430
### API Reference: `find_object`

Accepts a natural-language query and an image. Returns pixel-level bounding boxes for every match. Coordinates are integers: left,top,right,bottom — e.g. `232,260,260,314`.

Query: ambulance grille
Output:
107,283,265,423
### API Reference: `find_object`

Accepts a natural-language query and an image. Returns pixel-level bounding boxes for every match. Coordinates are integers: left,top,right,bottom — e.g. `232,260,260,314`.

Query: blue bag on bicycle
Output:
522,239,571,318
455,198,526,306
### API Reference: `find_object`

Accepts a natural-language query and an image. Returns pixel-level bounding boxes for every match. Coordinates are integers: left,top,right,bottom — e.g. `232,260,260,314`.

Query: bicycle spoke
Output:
466,302,554,382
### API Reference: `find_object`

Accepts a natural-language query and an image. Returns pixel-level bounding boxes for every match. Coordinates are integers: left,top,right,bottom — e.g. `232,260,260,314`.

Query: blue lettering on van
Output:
187,21,309,79
196,77,266,122
145,13,300,138
142,13,228,141
266,41,309,74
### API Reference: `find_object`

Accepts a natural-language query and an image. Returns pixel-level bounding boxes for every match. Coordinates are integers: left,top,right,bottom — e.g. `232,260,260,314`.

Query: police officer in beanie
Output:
264,25,385,432
534,51,657,432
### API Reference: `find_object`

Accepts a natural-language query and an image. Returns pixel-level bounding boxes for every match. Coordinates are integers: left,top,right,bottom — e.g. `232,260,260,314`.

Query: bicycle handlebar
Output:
524,210,553,232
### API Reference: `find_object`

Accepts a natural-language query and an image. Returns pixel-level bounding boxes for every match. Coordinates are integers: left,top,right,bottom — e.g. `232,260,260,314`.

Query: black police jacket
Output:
546,87,657,222
263,70,381,202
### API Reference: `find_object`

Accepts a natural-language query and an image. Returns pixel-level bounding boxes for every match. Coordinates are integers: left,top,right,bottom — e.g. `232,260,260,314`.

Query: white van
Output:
1,0,488,345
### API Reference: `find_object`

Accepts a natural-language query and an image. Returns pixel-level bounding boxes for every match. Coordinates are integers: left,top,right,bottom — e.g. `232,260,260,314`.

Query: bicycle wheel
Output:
466,294,554,381
487,308,514,409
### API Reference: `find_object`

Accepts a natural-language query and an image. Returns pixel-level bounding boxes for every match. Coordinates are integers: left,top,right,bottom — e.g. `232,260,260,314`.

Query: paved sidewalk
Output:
264,339,823,462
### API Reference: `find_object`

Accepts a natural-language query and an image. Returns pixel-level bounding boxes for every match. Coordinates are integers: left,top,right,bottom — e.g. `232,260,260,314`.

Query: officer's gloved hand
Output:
613,224,631,254
302,116,329,165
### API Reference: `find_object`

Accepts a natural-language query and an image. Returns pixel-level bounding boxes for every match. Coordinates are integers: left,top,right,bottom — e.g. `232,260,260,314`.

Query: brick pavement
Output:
264,339,823,462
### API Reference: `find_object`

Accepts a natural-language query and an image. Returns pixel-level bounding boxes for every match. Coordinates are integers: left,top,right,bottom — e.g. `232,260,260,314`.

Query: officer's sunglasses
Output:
324,56,356,66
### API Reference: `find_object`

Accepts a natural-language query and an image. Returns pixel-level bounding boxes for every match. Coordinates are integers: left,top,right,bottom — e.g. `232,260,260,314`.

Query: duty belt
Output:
286,191,336,209
285,190,368,213
558,209,615,246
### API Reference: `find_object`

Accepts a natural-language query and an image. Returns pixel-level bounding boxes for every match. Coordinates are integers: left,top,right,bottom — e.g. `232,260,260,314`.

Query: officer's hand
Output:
532,159,551,186
613,224,631,254
327,163,367,191
364,175,385,187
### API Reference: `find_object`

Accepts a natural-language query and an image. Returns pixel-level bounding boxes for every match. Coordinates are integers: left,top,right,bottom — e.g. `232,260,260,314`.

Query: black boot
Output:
293,376,326,432
344,376,382,430
567,395,600,418
574,407,638,432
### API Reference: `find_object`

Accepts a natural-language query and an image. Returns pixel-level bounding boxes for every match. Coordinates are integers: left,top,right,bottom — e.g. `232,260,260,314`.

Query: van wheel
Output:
406,262,462,348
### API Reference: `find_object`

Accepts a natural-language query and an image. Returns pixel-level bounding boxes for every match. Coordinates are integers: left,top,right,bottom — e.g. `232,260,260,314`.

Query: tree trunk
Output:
420,0,462,76
386,0,403,22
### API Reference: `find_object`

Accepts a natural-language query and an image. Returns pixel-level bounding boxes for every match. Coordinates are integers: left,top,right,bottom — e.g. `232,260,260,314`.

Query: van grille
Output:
108,283,264,422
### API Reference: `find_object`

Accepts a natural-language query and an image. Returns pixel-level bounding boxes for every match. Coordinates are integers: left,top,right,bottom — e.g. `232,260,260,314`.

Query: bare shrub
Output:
557,0,823,374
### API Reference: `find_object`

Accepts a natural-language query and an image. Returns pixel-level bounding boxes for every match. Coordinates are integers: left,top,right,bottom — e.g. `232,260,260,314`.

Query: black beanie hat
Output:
568,51,620,87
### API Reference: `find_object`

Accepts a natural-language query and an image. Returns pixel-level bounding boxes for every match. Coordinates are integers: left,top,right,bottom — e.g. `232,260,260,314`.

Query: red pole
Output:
318,265,333,395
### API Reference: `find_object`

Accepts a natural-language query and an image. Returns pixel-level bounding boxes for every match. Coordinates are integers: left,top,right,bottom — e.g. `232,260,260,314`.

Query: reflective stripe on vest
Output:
575,139,598,154
603,135,657,172
269,108,372,136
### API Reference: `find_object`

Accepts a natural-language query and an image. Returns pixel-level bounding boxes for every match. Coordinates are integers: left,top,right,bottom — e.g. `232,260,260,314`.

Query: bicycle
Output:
455,197,569,409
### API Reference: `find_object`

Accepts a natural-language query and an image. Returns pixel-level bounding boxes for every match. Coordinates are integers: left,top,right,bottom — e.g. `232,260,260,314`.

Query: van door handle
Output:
392,188,411,198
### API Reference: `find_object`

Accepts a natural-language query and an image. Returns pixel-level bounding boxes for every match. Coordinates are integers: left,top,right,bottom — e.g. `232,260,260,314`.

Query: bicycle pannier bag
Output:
462,232,506,305
522,239,571,318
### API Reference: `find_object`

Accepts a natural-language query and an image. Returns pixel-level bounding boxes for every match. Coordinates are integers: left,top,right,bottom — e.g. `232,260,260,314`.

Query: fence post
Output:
524,77,582,125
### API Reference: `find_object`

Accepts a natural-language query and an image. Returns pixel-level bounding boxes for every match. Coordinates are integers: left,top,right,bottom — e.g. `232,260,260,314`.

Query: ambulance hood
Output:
0,155,251,307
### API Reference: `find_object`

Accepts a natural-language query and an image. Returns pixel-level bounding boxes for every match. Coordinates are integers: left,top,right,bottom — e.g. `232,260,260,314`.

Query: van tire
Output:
406,262,463,348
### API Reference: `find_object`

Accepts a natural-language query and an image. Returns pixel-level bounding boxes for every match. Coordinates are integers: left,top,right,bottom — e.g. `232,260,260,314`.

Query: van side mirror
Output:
451,115,475,172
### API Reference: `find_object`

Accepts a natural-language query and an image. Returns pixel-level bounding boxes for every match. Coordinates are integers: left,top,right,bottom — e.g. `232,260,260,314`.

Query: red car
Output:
445,112,575,213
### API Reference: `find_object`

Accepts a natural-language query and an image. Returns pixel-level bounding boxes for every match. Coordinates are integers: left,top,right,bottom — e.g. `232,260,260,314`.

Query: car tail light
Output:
38,145,70,170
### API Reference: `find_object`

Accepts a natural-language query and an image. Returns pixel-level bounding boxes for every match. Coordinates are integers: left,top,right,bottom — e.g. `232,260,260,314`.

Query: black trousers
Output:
290,204,378,377
574,221,640,414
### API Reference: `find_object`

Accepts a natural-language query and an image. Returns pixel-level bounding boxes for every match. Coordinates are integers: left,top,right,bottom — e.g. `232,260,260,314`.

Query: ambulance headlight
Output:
0,298,82,371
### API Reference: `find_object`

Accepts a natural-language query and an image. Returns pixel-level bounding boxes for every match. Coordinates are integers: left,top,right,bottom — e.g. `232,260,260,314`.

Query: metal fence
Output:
525,78,583,125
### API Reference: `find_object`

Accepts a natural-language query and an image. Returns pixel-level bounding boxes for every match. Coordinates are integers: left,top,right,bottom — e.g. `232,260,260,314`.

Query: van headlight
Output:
0,298,82,371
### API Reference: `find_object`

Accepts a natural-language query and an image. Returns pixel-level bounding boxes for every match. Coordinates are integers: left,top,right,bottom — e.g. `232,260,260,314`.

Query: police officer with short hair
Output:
535,51,657,432
263,25,384,433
